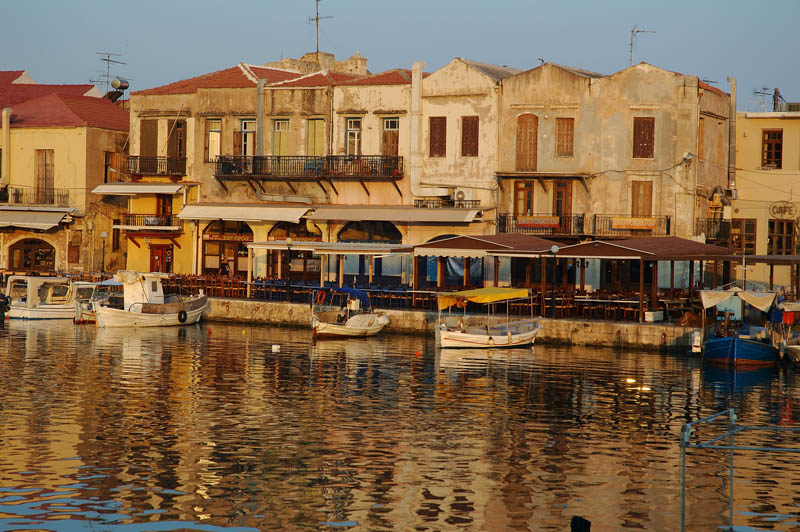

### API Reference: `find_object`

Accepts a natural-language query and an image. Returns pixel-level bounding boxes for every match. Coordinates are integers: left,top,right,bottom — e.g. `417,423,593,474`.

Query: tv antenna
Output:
754,87,771,111
306,0,333,60
93,52,126,94
629,25,656,66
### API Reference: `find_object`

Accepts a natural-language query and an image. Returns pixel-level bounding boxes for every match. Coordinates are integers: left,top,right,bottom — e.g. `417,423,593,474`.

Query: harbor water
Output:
1,320,800,531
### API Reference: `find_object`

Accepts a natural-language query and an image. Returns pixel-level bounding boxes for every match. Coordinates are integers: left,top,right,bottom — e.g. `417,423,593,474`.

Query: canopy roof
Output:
437,287,531,310
700,289,777,312
308,205,480,224
0,210,67,230
415,234,560,258
552,236,730,260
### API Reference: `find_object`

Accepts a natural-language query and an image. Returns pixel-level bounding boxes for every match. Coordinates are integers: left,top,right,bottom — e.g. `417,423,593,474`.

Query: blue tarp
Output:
311,286,371,308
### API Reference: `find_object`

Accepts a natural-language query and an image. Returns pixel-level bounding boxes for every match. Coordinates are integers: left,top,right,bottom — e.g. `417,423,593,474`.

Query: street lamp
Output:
286,237,293,302
550,244,559,318
100,231,108,274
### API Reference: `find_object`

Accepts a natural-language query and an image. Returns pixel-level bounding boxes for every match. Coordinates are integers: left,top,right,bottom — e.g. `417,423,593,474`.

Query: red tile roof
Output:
132,63,303,95
269,70,363,88
10,93,129,131
0,70,26,85
0,83,95,108
698,80,727,96
339,69,428,86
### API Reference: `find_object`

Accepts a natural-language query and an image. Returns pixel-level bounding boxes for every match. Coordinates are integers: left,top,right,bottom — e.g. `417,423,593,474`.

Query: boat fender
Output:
316,291,326,305
488,337,494,346
178,309,188,323
368,318,375,327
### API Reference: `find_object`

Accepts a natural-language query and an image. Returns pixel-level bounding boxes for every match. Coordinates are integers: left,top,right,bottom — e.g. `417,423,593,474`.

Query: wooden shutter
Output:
516,114,538,171
383,128,398,156
429,117,446,157
555,118,574,157
204,120,210,161
631,181,653,216
140,120,158,157
461,116,479,157
233,130,242,156
633,117,655,158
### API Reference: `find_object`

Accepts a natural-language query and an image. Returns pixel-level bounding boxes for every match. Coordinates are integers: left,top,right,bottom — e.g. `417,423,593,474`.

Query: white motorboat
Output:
436,287,541,349
311,287,389,338
94,271,208,328
5,275,76,320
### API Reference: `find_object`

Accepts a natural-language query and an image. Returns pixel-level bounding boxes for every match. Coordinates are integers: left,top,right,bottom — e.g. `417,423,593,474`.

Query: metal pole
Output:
729,410,736,530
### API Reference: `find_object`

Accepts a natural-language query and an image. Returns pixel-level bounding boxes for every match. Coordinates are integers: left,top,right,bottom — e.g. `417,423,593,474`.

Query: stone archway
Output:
8,238,57,272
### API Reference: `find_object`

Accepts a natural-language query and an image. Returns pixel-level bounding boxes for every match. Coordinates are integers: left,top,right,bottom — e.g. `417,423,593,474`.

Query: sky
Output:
3,0,798,111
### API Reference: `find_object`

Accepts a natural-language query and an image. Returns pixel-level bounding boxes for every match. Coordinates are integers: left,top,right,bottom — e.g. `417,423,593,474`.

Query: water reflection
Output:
0,322,798,530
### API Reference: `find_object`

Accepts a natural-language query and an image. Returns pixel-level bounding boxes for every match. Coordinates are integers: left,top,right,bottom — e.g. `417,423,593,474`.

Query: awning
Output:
308,206,480,223
247,240,410,256
438,287,531,310
92,183,186,195
177,205,309,223
0,210,66,230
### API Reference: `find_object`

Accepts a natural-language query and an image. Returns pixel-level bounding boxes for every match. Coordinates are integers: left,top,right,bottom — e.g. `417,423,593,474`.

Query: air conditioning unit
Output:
453,188,474,202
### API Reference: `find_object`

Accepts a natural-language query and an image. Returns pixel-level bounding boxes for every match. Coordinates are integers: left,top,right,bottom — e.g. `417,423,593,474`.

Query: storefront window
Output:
202,221,253,277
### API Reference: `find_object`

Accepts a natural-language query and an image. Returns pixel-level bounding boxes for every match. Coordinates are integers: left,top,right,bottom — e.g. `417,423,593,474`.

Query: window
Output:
168,120,185,158
35,149,54,204
382,117,399,156
514,181,534,215
731,218,756,255
205,119,221,162
346,118,362,156
307,119,325,156
555,118,574,157
768,219,794,255
429,117,446,157
112,220,121,251
762,129,782,168
104,151,121,183
461,116,479,157
631,181,653,217
633,117,655,159
273,119,289,155
238,119,256,156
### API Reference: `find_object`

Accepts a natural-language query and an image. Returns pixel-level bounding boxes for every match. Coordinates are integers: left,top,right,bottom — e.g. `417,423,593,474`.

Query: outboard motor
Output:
0,293,9,320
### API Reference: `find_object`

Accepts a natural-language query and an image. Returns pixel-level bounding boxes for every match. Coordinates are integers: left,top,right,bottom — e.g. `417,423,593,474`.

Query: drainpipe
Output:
256,80,265,156
410,61,448,197
1,107,10,187
727,76,737,199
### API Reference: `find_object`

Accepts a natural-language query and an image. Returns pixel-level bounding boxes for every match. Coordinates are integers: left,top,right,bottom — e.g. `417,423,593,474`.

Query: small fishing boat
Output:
73,279,123,324
310,287,389,338
5,275,76,320
700,288,780,367
94,271,208,328
436,287,541,349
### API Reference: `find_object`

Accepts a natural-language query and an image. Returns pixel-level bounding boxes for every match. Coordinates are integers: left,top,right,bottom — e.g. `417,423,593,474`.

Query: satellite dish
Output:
111,77,129,90
550,245,560,254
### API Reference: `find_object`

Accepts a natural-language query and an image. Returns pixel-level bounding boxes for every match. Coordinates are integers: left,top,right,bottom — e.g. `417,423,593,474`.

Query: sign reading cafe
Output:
769,201,797,219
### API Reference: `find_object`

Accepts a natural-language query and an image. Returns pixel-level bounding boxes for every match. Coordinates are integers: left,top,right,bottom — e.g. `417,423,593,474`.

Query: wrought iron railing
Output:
413,198,481,209
4,186,71,207
214,155,403,179
120,213,180,228
128,156,187,176
498,213,586,236
695,218,731,245
593,214,670,237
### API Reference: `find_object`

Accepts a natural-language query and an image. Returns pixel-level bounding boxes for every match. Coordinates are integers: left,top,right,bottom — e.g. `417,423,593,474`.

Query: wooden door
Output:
35,149,54,204
167,120,185,158
514,181,534,215
150,244,173,273
553,180,572,233
156,194,172,217
382,118,399,156
140,120,158,157
631,181,653,216
307,119,325,156
516,114,538,171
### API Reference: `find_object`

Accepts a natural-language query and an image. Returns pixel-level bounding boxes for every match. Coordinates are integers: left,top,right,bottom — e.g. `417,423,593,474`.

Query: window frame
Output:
345,117,362,156
240,119,256,157
632,117,655,159
514,181,535,216
555,117,574,158
768,218,794,255
762,129,783,169
461,116,479,157
730,218,757,255
382,117,399,156
272,119,289,155
429,116,447,158
206,118,222,162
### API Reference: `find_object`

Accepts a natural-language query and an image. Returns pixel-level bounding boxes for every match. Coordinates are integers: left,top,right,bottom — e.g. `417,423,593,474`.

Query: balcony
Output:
498,213,585,236
117,213,181,229
593,214,670,238
414,198,481,209
214,155,403,180
696,218,731,246
2,186,71,207
127,156,187,177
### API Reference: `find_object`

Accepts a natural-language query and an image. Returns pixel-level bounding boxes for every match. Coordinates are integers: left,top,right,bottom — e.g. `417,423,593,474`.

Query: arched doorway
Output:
337,221,402,286
202,220,254,277
267,221,322,282
9,239,55,272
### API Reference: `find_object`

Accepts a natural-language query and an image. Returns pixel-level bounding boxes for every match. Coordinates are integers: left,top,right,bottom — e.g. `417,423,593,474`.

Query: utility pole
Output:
92,52,125,94
307,0,333,61
629,26,656,67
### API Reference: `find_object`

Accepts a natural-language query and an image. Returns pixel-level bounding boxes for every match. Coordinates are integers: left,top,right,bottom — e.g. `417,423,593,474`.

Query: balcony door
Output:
35,149,54,204
150,244,173,273
631,181,653,217
516,114,538,171
140,120,158,157
167,120,186,158
514,181,534,216
553,180,572,233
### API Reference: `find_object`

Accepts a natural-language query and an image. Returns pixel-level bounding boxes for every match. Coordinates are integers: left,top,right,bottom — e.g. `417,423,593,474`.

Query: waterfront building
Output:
0,71,129,273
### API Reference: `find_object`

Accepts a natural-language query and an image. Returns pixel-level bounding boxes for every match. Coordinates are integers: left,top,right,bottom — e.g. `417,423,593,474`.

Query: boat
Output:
310,287,389,338
94,271,208,328
73,279,123,324
436,287,541,349
4,275,77,320
699,288,780,367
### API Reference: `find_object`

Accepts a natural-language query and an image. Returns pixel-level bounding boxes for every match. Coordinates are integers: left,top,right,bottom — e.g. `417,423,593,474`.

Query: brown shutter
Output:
36,150,45,191
140,120,158,157
429,117,446,157
631,181,653,216
556,118,574,157
383,128,398,156
461,116,478,157
633,117,655,158
516,114,538,171
233,130,242,156
204,119,210,162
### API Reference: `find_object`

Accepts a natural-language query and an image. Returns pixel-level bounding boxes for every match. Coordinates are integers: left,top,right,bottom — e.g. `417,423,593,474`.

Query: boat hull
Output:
438,322,541,349
312,313,389,338
95,297,208,328
703,336,779,367
7,304,75,320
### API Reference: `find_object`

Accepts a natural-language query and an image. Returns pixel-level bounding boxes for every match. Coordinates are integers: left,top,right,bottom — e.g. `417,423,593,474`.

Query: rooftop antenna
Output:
629,25,656,66
93,52,126,94
754,87,771,111
307,0,333,61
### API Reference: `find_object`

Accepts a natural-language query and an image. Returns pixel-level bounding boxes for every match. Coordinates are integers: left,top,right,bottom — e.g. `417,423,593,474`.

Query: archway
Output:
202,220,253,277
9,238,56,272
337,221,402,287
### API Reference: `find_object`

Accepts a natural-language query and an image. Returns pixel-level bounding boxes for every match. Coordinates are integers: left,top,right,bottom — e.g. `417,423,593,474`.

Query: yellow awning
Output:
437,287,530,310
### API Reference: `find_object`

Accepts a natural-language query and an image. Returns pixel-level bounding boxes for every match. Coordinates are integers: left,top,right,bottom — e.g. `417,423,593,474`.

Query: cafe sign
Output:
769,201,796,219
610,217,656,230
517,216,559,228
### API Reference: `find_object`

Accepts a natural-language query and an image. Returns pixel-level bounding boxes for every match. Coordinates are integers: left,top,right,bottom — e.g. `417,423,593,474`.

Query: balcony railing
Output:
414,198,481,209
128,156,187,176
696,218,731,246
119,213,180,228
3,186,71,207
498,213,585,236
214,155,403,179
593,214,670,238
